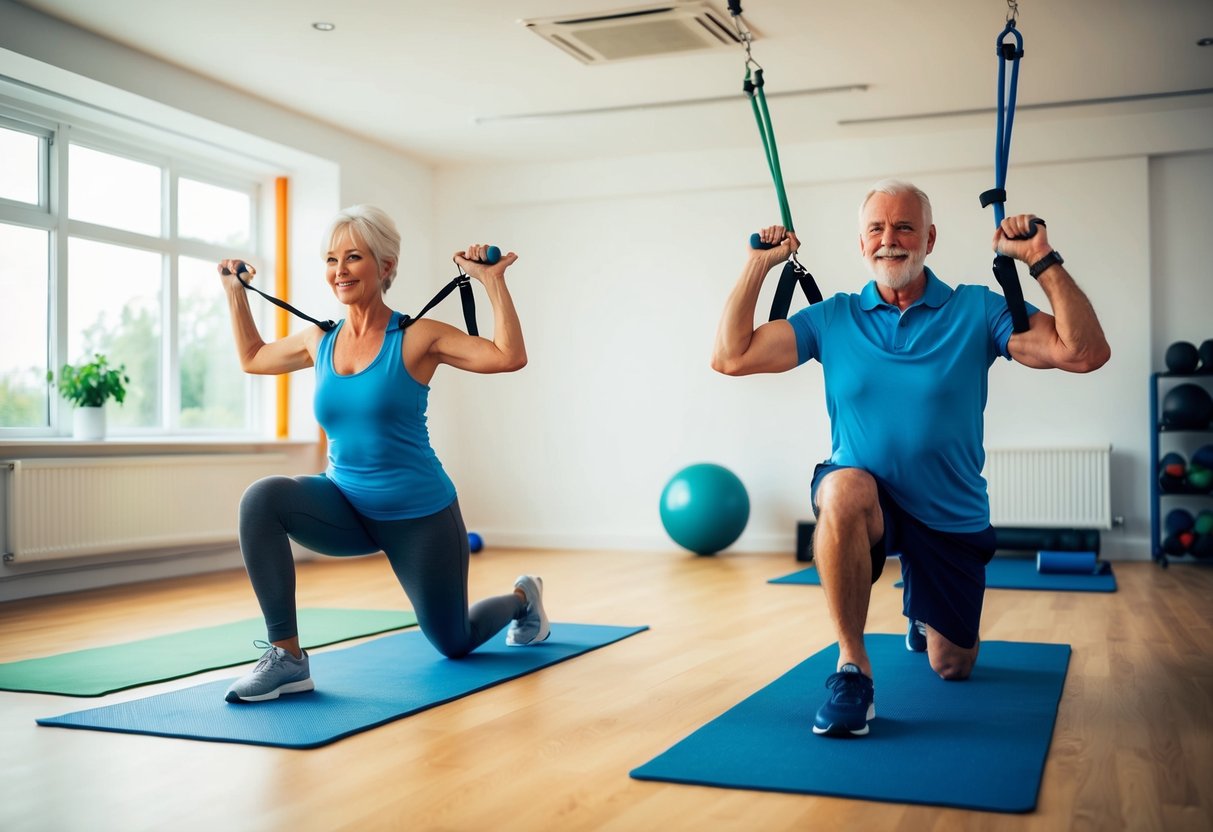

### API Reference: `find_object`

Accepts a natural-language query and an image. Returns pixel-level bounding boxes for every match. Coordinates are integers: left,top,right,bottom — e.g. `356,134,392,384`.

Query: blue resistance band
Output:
980,19,1035,334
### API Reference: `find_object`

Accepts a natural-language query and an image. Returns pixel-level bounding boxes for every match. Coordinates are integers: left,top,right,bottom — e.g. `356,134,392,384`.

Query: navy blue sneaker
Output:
906,619,927,653
812,663,875,737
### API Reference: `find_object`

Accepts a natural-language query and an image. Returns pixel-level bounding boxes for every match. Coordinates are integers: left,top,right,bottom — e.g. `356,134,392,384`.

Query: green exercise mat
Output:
0,608,417,696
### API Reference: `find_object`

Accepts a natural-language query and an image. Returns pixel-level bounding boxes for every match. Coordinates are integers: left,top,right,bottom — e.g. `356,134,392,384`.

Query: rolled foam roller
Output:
1036,550,1098,575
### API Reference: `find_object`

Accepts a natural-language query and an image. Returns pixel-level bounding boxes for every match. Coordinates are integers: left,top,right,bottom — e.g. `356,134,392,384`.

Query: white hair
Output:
325,204,401,292
858,179,933,229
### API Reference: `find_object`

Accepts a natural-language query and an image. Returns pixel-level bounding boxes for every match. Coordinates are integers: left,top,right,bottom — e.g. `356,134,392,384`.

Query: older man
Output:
711,179,1109,737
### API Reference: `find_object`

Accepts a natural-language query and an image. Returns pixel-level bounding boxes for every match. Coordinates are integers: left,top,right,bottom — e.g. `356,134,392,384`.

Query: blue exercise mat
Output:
892,557,1117,593
38,623,647,749
631,634,1070,813
769,567,821,585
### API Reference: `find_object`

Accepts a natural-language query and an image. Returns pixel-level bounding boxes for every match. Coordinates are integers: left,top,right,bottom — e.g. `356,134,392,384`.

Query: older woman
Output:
217,204,546,703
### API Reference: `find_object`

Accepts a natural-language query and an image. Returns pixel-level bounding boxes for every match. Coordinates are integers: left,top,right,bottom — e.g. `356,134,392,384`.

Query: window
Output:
0,111,267,437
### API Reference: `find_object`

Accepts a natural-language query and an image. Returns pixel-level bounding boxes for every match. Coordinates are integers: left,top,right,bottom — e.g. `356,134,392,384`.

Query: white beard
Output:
865,246,927,290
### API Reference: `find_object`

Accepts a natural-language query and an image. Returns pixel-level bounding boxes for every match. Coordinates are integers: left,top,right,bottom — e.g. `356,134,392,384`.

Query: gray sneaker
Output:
224,641,314,703
906,619,927,653
506,575,550,646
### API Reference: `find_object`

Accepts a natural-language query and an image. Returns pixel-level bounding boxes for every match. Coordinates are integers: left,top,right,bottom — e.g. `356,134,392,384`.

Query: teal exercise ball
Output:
660,463,750,555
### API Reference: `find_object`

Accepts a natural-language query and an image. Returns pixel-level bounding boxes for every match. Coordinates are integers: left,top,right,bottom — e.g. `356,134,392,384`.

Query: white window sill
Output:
0,438,318,456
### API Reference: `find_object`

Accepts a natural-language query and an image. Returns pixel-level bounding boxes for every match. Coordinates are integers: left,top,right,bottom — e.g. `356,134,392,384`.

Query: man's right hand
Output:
751,226,800,270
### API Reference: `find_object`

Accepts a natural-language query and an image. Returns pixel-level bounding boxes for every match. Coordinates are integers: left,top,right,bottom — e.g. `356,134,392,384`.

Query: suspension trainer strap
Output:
730,5,823,320
745,68,793,231
980,17,1031,333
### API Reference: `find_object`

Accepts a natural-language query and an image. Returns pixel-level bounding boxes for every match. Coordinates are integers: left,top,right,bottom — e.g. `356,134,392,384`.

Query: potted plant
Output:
48,353,130,440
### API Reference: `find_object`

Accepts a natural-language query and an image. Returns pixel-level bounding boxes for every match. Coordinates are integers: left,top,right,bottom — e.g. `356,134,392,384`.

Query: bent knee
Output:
426,629,473,659
930,654,975,680
240,475,296,515
817,468,878,510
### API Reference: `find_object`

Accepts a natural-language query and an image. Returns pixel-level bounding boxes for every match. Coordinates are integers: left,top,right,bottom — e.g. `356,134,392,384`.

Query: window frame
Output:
0,105,270,439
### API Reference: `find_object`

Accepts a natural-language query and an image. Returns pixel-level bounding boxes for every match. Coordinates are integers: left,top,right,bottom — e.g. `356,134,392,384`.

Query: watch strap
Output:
1028,250,1064,279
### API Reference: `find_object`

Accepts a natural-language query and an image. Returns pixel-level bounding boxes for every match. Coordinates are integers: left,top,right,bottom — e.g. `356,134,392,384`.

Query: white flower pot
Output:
73,406,106,441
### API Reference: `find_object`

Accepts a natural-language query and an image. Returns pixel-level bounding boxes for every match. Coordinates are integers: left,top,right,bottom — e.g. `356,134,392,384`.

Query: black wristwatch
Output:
1028,250,1064,279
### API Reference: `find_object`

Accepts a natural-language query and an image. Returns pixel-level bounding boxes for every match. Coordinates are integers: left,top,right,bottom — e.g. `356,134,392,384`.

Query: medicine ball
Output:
1192,445,1213,471
1189,463,1213,492
1194,510,1213,536
1199,340,1213,373
1162,384,1213,429
1165,341,1200,373
1159,452,1187,491
1165,508,1195,536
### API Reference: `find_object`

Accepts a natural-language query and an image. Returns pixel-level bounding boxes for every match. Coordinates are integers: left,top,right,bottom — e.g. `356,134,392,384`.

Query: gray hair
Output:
325,204,401,292
858,179,933,229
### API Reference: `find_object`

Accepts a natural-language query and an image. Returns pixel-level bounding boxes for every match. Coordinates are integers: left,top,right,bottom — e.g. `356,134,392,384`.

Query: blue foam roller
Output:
467,532,483,553
1036,549,1098,575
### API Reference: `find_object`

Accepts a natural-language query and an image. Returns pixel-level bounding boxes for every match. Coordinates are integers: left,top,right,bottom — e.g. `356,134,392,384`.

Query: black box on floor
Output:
796,521,816,562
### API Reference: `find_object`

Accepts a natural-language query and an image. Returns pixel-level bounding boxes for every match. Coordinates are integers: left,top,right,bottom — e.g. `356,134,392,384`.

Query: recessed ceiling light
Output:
312,22,335,32
1197,37,1213,46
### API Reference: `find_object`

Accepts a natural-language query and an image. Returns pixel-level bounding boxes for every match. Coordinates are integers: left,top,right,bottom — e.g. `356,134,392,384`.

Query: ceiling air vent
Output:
520,2,746,65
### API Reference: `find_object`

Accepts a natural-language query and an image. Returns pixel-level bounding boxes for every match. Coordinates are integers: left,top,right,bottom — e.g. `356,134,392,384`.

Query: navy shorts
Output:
811,463,996,650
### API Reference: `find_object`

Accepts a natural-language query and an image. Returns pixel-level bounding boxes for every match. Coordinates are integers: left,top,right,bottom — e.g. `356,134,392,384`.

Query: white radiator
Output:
984,446,1112,529
3,455,287,563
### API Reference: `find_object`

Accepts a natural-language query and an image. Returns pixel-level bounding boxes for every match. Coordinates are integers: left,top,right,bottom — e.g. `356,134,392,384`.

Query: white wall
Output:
1149,152,1213,360
1,0,1211,595
435,108,1213,561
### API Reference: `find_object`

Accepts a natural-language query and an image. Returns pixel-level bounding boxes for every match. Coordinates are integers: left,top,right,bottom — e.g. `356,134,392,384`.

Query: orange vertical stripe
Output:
275,177,290,439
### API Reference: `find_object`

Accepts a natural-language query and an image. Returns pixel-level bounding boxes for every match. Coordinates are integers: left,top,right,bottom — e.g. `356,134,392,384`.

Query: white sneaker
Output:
224,641,314,703
506,575,550,646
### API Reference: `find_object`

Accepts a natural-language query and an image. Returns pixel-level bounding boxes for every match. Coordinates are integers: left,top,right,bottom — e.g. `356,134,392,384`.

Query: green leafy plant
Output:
47,353,130,408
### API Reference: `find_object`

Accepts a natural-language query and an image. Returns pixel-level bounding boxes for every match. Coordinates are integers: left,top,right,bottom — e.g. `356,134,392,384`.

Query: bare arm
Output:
993,217,1111,373
218,260,319,375
711,227,801,376
426,246,527,375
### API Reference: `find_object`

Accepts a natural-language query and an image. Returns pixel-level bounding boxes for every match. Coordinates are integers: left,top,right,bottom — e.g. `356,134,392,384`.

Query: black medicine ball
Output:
1165,341,1200,373
1199,339,1213,374
1162,383,1213,429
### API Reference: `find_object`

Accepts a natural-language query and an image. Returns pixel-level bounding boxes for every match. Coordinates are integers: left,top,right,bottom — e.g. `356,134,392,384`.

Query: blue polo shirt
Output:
787,268,1037,532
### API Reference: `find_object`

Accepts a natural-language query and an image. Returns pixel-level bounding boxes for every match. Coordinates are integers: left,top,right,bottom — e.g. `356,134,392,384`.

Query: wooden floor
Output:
2,548,1211,832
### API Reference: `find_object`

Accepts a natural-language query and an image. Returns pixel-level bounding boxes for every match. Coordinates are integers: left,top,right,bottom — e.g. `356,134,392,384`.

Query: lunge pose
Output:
711,180,1109,736
218,205,547,703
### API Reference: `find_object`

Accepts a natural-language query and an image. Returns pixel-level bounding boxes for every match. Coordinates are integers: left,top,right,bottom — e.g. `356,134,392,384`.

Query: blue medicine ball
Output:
659,463,750,555
468,532,484,554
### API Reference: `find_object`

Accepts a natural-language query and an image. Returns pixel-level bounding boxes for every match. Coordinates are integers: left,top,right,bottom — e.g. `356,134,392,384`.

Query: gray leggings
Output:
239,475,524,658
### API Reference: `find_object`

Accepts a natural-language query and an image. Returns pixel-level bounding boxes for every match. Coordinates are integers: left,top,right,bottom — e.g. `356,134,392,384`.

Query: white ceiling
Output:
14,0,1213,166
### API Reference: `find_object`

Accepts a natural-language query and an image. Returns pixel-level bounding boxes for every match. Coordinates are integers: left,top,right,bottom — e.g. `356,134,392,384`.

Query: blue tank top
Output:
314,311,456,520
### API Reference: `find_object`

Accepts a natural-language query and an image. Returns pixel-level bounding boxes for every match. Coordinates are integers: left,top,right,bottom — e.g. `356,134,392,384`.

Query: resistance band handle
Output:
750,232,777,250
992,255,1030,334
768,258,823,321
1005,217,1045,240
482,246,502,265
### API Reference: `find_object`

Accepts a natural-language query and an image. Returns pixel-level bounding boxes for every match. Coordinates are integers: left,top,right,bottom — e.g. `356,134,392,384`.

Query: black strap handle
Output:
768,256,823,322
991,217,1045,334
